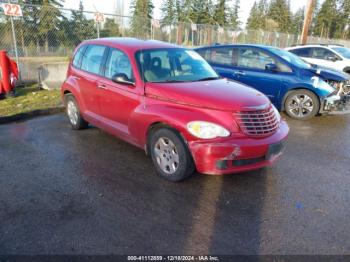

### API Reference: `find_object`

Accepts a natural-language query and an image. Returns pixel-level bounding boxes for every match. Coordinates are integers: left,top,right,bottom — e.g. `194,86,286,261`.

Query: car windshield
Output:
267,47,311,69
136,48,219,83
332,47,350,59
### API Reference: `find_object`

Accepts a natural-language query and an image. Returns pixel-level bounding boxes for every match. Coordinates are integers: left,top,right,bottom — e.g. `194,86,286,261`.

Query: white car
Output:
286,44,350,74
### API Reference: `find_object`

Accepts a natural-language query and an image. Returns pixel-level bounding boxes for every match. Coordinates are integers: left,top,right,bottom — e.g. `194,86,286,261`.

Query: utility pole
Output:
301,0,316,45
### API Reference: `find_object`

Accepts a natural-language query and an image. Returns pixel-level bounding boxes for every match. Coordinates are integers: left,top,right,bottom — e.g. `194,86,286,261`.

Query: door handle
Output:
234,71,246,76
98,84,108,90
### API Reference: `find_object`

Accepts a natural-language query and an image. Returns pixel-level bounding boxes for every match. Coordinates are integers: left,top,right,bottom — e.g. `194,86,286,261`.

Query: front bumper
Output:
321,95,350,115
188,121,289,175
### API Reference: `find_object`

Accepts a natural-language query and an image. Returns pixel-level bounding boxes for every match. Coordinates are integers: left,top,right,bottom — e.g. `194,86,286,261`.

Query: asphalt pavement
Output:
0,113,349,255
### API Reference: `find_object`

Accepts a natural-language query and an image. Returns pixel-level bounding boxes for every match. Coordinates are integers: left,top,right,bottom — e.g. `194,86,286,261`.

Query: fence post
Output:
96,22,100,38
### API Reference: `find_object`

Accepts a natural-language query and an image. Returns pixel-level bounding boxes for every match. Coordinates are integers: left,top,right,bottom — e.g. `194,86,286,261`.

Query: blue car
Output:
195,44,350,120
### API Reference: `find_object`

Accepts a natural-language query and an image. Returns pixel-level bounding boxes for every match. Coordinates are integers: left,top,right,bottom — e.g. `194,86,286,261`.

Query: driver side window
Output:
237,48,291,73
105,48,133,81
237,48,275,70
311,48,338,60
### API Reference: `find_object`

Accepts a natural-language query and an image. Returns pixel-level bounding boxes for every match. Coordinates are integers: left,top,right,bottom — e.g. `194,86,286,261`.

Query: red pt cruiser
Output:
61,38,289,182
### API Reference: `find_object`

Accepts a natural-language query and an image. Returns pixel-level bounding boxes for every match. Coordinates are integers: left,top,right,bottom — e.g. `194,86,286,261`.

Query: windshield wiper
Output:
195,76,220,82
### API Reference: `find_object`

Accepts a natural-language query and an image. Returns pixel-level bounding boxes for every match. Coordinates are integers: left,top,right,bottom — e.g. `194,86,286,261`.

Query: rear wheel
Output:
64,94,89,130
284,90,319,120
149,128,195,182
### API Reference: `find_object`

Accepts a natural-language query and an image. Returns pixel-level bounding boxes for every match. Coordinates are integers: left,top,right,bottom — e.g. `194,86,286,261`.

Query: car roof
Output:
196,44,276,49
287,44,344,50
81,37,179,52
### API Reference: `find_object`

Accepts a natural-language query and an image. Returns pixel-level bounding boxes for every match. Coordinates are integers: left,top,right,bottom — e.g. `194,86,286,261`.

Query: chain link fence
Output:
1,3,350,82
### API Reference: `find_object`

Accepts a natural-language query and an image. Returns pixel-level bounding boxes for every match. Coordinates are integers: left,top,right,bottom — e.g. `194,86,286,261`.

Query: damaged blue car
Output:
195,44,350,120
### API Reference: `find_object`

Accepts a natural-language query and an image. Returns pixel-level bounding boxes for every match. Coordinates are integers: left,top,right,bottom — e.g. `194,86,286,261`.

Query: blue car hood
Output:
305,66,349,82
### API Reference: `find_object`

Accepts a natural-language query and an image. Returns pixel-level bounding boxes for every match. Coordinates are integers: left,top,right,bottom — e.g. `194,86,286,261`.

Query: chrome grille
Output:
235,106,279,136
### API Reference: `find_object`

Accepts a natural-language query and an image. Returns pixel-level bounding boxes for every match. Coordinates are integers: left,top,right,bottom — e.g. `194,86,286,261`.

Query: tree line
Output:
130,0,350,39
1,0,349,56
246,0,350,39
0,0,120,54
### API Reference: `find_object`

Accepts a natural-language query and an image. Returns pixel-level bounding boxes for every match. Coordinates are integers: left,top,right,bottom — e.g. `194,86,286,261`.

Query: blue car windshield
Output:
267,47,311,69
332,47,350,59
135,48,219,83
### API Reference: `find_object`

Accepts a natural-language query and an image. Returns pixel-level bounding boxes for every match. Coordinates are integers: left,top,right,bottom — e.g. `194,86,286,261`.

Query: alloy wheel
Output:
287,94,314,118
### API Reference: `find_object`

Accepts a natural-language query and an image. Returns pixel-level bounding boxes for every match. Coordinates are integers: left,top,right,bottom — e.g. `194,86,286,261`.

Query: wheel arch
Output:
61,83,87,114
145,121,189,156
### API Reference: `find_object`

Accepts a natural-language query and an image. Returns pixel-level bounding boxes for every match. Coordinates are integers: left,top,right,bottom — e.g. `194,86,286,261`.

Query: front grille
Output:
235,106,279,136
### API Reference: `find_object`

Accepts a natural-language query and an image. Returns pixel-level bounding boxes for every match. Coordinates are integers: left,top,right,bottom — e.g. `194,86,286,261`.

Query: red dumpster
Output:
0,50,18,96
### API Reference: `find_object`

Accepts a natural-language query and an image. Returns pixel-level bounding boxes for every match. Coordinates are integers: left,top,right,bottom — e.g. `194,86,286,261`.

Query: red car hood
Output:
145,79,270,111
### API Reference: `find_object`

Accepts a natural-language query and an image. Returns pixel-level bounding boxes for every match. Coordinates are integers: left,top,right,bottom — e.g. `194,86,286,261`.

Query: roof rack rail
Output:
291,43,344,47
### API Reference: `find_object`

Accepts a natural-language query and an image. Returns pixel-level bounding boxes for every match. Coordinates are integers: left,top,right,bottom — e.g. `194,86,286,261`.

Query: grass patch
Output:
0,85,62,117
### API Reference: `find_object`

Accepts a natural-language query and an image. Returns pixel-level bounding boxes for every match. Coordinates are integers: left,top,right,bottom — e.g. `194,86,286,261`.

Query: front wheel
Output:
149,128,195,182
284,90,319,120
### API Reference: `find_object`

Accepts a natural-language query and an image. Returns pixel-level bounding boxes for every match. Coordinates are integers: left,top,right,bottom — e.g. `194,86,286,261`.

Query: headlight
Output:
317,79,336,94
272,105,281,123
187,121,230,139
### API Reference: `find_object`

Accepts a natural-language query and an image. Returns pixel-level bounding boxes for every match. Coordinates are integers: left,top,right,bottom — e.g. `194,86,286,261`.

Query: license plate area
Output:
266,141,286,160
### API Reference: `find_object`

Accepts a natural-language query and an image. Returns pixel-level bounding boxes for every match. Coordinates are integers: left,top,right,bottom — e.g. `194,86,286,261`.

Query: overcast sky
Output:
64,0,322,26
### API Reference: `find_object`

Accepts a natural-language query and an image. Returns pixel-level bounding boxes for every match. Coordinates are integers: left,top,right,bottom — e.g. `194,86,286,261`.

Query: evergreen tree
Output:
161,0,178,26
313,0,338,38
69,1,95,45
247,0,268,30
130,0,154,38
161,0,215,25
38,0,64,52
213,0,228,26
247,1,259,30
18,0,63,52
176,0,193,22
290,7,305,35
310,0,321,35
257,0,268,28
267,0,292,32
100,18,121,38
337,0,350,38
189,0,215,24
228,0,240,29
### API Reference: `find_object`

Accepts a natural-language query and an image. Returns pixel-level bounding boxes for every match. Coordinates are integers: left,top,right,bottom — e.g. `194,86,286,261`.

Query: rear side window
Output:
290,48,312,57
72,45,86,69
105,48,133,81
311,48,338,60
81,45,107,75
196,48,210,60
209,47,233,65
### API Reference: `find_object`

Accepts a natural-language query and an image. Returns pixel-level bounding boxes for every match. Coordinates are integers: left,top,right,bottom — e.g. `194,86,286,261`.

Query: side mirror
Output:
327,56,338,62
265,63,278,72
112,73,135,86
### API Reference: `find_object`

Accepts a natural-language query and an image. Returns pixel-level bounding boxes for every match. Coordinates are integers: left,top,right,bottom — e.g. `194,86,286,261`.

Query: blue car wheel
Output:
284,90,320,120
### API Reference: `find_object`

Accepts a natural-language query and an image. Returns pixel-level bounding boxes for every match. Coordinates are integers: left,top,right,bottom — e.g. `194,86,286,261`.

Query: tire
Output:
64,94,89,130
284,90,319,120
343,67,350,75
149,127,195,182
